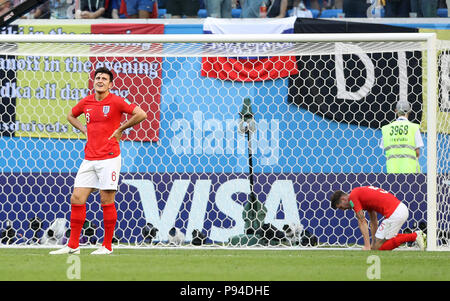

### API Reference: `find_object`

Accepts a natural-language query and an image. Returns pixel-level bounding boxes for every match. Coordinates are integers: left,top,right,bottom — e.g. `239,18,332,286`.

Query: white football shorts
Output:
375,202,409,240
74,155,122,191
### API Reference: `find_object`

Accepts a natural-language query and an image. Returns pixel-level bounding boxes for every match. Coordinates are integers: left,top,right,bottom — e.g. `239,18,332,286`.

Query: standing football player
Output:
50,67,147,255
330,186,426,251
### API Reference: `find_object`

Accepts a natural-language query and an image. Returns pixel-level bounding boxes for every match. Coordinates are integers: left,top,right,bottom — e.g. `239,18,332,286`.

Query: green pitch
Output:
0,248,449,281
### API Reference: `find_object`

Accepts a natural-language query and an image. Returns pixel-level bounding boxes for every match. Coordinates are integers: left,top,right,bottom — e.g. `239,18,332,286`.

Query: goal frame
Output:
0,32,439,250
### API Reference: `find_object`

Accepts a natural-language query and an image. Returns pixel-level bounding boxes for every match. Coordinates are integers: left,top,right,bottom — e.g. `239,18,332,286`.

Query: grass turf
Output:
0,248,449,281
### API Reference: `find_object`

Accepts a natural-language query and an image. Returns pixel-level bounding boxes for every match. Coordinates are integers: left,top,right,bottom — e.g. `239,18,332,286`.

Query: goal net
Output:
0,33,447,250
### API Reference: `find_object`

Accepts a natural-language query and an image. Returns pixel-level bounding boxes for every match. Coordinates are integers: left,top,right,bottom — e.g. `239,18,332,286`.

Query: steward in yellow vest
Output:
380,101,423,173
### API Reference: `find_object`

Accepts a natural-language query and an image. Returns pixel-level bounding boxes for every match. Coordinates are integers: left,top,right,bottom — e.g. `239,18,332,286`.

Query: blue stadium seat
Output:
286,8,318,18
158,9,166,18
319,9,343,18
198,9,207,18
310,9,319,18
437,8,448,17
232,8,241,18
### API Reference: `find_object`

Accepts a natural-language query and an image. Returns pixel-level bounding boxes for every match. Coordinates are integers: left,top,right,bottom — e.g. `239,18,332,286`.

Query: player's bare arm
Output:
368,210,378,248
67,110,87,136
109,106,147,141
356,210,371,250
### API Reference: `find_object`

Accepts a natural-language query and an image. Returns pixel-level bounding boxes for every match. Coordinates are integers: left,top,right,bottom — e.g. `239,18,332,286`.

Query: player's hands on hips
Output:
109,129,123,142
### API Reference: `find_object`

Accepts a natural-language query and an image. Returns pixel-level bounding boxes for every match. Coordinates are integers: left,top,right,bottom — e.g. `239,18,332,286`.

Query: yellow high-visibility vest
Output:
381,120,420,173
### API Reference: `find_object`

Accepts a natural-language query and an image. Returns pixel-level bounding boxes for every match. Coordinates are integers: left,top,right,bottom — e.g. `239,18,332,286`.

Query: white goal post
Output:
0,32,446,251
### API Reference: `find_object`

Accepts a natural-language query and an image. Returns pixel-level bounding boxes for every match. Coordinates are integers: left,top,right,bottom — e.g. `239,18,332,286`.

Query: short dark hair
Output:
330,190,346,209
94,67,114,82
